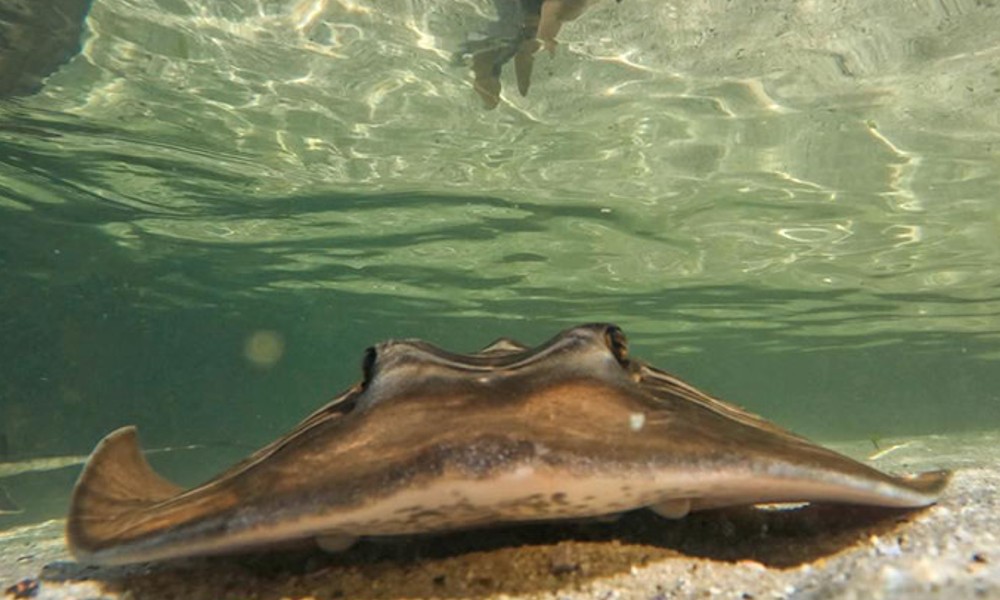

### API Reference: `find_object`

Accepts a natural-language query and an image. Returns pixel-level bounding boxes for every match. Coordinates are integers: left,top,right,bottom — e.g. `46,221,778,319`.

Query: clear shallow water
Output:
1,0,999,528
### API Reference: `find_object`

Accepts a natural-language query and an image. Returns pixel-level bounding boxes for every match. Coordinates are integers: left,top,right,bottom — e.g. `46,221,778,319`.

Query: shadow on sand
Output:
40,503,925,599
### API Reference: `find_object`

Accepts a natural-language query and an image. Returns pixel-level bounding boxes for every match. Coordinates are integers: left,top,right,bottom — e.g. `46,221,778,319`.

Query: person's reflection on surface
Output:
455,0,611,109
0,0,93,98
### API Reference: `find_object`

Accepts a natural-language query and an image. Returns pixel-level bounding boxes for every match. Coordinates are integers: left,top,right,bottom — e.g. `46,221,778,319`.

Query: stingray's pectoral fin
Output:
66,426,187,562
897,469,952,498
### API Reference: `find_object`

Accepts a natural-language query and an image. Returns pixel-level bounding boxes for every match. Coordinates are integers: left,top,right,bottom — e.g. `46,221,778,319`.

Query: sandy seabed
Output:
2,432,998,600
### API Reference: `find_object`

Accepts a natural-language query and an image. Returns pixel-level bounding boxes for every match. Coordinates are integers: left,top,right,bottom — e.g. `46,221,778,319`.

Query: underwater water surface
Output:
1,0,999,529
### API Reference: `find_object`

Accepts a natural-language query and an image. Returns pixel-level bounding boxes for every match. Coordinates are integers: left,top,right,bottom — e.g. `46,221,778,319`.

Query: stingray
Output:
66,323,950,566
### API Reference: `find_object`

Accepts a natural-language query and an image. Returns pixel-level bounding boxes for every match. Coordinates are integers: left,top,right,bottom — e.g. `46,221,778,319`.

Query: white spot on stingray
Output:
510,465,535,480
629,412,646,432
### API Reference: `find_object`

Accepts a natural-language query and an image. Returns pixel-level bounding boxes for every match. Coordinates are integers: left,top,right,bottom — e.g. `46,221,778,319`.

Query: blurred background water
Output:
1,0,999,529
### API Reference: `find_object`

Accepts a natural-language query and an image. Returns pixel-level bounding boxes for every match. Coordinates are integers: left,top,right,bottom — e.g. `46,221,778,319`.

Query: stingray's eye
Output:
361,346,378,388
604,326,629,367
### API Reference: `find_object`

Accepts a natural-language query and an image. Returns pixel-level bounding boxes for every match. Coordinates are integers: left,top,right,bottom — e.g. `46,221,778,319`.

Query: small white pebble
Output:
879,564,908,590
738,559,767,571
913,557,952,585
871,534,902,557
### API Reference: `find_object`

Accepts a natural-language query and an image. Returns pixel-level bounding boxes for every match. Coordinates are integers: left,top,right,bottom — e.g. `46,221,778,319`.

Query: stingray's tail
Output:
65,427,189,563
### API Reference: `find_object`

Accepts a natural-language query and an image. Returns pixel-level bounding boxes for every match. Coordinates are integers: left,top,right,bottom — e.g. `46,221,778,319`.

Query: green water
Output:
1,0,999,529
